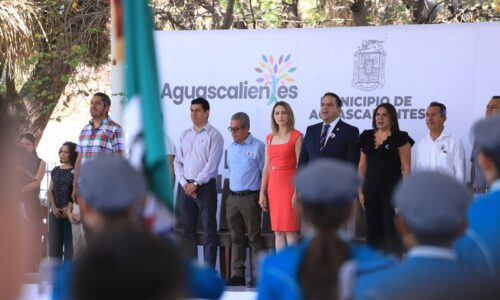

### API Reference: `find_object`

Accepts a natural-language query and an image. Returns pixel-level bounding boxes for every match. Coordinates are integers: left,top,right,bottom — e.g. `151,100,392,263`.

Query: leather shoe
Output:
226,276,245,286
247,278,256,288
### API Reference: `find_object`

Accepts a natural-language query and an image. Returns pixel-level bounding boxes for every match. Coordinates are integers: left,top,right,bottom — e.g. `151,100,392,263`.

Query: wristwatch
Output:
193,181,199,187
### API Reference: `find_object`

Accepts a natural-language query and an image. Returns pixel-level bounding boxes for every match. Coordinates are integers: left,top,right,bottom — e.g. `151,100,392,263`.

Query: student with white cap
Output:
258,159,395,300
357,171,496,300
455,115,500,280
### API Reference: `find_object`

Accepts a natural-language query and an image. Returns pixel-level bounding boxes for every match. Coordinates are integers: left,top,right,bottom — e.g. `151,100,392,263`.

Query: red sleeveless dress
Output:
266,129,301,231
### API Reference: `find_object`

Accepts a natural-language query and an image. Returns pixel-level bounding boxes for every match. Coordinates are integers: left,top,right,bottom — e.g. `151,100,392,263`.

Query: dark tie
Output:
319,124,330,153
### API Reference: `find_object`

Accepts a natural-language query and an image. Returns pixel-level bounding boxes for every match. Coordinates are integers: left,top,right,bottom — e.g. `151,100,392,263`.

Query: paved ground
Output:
19,284,257,300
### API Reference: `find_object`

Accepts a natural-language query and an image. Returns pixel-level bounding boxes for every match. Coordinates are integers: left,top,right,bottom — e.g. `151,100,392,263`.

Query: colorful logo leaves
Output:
255,54,296,105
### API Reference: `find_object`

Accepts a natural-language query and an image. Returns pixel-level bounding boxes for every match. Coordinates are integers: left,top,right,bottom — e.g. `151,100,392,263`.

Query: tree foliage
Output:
153,0,499,29
0,0,110,140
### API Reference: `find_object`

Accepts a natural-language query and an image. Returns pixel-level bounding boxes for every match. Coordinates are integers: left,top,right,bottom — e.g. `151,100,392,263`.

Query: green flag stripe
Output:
123,0,173,209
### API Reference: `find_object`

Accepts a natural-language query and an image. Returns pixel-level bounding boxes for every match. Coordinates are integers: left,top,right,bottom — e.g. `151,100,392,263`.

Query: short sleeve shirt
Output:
165,135,176,156
414,131,466,183
227,133,265,192
76,117,124,164
359,130,414,185
50,166,74,208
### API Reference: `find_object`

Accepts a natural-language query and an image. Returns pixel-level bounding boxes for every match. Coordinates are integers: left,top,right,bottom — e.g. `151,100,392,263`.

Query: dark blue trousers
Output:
180,179,218,268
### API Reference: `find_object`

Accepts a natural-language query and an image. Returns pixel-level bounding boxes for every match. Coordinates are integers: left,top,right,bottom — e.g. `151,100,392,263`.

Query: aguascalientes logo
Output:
161,54,298,105
352,40,386,91
255,54,297,105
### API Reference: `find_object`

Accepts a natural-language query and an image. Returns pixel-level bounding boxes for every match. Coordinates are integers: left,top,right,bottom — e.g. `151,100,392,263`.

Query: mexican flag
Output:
115,0,174,219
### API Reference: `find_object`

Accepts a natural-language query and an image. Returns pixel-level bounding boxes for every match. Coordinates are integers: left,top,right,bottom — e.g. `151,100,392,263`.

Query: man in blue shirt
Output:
456,115,500,280
470,96,500,197
225,112,265,287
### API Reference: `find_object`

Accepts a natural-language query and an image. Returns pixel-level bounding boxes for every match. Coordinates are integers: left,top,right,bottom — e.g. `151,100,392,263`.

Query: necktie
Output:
319,124,330,153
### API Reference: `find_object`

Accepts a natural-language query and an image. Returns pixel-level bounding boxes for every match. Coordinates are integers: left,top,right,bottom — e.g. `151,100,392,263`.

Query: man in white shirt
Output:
174,97,224,268
165,134,176,186
414,102,465,183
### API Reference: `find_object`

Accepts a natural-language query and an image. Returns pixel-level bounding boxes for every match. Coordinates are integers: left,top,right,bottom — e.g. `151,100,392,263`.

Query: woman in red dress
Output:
259,101,303,251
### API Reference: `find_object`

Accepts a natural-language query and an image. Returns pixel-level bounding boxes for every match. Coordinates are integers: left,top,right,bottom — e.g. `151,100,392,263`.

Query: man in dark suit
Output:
299,92,360,167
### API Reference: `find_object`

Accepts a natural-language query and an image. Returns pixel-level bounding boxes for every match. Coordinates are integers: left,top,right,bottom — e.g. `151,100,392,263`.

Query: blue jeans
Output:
49,212,73,261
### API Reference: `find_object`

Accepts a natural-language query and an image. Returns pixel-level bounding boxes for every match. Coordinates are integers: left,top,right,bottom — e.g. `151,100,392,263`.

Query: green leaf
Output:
25,58,37,65
61,74,70,83
68,58,79,68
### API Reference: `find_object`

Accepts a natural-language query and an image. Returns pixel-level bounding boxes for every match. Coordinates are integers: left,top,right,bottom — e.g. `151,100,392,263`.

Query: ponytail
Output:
299,204,352,300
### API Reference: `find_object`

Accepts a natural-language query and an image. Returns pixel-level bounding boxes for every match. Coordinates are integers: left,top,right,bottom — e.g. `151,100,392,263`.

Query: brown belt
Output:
230,190,260,197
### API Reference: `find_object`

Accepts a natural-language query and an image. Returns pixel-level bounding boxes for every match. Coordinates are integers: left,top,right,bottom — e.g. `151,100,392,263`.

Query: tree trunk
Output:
281,0,301,28
319,0,355,26
350,0,369,26
403,0,435,24
0,0,110,143
4,53,75,141
222,0,236,29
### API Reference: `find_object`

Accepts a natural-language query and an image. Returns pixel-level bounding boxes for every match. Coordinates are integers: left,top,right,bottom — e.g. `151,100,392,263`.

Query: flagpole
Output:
111,0,125,127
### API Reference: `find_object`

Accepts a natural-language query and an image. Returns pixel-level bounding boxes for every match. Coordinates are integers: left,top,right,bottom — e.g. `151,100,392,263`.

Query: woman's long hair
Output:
271,101,295,133
371,102,400,132
19,133,39,160
299,203,352,300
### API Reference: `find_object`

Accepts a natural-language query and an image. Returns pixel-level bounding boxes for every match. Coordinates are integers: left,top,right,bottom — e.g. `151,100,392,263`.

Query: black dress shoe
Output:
226,276,245,286
247,278,256,288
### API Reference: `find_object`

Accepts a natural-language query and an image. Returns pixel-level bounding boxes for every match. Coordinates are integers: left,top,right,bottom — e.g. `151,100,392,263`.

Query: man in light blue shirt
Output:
225,112,265,287
470,96,500,197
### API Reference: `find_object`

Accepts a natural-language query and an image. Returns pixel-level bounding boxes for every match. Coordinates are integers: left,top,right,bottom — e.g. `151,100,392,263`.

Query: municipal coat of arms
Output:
352,40,386,91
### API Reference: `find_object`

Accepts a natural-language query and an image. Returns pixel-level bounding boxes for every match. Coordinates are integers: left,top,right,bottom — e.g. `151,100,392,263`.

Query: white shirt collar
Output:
407,246,456,261
427,128,450,142
191,122,210,133
232,133,253,146
323,117,341,128
320,118,340,146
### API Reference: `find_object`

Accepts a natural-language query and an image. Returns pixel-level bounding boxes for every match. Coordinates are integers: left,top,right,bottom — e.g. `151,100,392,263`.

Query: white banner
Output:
154,22,500,181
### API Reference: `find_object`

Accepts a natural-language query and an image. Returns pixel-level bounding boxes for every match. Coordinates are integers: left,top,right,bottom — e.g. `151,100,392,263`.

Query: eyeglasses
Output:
227,126,244,133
